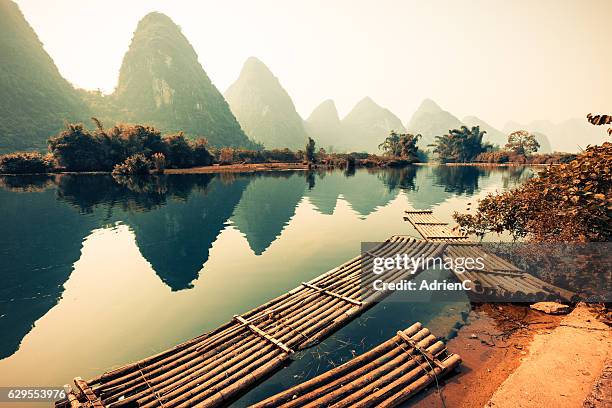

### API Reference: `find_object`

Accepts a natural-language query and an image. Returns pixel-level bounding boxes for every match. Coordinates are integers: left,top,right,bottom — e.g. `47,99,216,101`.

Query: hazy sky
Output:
14,0,612,128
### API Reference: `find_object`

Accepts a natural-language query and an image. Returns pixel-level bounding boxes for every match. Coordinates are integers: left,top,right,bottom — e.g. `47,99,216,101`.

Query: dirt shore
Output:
411,303,610,408
164,162,309,174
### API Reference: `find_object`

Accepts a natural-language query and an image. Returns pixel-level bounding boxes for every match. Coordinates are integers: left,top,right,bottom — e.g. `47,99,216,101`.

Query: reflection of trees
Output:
377,166,419,192
432,165,487,195
306,171,316,190
1,173,249,293
0,175,55,192
56,174,215,214
501,167,533,189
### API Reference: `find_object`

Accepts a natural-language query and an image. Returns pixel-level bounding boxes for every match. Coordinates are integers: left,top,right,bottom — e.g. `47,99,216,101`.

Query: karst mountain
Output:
225,57,308,150
0,0,86,152
112,12,252,147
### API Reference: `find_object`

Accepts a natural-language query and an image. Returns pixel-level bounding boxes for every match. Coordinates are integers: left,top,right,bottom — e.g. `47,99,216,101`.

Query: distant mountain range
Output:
225,57,308,150
404,100,557,153
405,99,463,148
341,97,406,153
305,97,405,153
0,0,606,154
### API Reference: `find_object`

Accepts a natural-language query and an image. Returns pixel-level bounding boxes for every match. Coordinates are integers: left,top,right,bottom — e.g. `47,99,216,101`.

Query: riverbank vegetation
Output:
454,118,611,242
0,120,422,175
0,118,587,175
428,126,577,165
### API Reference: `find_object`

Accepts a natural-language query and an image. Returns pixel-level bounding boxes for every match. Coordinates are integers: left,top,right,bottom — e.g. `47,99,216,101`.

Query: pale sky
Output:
14,0,612,129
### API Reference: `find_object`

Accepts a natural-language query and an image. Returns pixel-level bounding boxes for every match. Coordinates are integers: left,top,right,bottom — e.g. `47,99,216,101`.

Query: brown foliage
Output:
454,142,612,242
0,151,54,174
475,151,576,164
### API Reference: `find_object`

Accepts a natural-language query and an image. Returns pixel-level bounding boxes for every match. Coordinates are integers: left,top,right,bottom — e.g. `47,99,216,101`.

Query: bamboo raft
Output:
404,209,575,301
56,236,446,408
250,322,461,408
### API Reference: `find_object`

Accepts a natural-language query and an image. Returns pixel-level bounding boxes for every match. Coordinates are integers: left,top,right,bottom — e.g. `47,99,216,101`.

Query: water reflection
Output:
231,172,307,255
0,165,508,364
0,187,97,359
432,165,488,195
128,176,249,290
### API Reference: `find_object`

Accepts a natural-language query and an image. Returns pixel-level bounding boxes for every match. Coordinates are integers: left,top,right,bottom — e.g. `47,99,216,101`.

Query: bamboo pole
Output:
250,322,424,408
275,330,435,408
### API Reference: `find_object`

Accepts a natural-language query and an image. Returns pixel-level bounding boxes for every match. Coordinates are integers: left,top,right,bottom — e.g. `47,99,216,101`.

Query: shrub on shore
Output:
0,152,54,174
213,147,301,165
45,120,215,172
475,150,576,164
112,154,152,175
151,152,166,173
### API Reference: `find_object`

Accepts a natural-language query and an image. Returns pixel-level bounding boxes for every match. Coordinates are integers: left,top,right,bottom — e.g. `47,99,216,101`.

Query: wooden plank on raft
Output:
301,282,363,306
396,330,445,369
73,377,104,408
233,315,294,354
404,209,433,214
249,322,461,408
413,223,468,240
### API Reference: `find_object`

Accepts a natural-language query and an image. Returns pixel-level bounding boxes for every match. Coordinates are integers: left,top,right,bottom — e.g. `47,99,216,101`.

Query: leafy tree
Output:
505,130,540,156
48,123,107,171
432,126,491,162
378,131,421,160
192,138,214,166
219,147,235,164
378,131,401,157
305,137,316,163
163,133,193,168
151,152,166,173
48,120,167,171
398,133,421,160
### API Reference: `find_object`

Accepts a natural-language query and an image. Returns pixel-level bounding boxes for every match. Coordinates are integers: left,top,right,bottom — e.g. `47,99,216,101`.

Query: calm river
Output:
0,165,532,406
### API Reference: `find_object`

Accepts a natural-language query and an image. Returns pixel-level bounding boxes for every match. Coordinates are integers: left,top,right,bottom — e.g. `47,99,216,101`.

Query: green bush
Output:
0,152,53,174
48,122,166,171
47,121,217,171
112,154,152,175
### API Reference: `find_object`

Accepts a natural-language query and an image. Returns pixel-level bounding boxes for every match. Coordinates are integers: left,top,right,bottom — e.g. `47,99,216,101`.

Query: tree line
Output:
0,119,568,175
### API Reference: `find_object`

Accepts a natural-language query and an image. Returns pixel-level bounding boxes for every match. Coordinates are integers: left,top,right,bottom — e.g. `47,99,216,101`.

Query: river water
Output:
0,165,532,406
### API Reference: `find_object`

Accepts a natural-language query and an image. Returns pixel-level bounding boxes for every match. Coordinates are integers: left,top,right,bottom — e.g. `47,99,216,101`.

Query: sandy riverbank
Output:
412,303,610,407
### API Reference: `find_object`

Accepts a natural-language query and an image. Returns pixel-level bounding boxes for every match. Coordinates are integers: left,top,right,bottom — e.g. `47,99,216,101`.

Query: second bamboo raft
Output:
404,209,575,301
250,321,461,408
